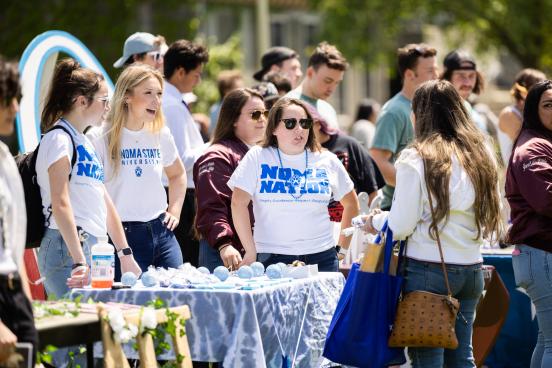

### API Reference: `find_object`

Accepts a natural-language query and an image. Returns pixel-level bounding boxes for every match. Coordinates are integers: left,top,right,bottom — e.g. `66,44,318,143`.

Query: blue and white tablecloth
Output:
71,272,345,367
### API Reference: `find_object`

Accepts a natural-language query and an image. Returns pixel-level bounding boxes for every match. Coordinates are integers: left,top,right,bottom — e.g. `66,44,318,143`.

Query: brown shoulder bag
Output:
388,182,460,349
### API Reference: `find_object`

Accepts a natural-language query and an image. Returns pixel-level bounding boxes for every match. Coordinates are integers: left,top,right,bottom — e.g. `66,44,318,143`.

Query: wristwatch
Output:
335,245,348,256
117,247,133,258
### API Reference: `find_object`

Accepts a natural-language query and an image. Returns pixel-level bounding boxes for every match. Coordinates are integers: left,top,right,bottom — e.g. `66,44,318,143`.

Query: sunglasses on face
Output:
147,51,164,62
249,110,269,121
280,118,313,130
95,96,110,107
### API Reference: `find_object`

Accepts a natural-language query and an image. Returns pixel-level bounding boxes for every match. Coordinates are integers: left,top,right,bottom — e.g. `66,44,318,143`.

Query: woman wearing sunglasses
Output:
90,64,186,275
36,59,141,297
229,97,358,271
194,88,267,271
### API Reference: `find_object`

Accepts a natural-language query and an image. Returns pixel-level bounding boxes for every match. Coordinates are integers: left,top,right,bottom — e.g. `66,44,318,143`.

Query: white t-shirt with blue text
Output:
36,120,107,237
90,125,178,222
227,146,354,255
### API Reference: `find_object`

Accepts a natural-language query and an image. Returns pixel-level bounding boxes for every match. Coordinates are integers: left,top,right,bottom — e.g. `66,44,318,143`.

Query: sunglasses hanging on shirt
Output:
280,118,313,130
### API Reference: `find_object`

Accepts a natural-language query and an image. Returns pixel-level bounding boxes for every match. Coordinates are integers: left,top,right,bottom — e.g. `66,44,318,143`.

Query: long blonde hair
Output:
411,80,503,241
106,64,164,173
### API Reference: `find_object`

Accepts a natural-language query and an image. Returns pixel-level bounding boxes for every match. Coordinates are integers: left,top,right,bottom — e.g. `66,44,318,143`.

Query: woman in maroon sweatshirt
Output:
193,88,267,271
506,80,552,367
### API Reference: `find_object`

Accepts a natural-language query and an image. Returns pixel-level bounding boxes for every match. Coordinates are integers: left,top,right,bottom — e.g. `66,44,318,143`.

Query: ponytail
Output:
41,58,104,130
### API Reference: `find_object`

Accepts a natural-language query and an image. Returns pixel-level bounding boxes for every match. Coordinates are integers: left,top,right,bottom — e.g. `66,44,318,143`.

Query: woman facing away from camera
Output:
506,80,552,368
194,88,267,271
229,97,359,271
36,58,140,298
364,80,503,367
90,64,186,276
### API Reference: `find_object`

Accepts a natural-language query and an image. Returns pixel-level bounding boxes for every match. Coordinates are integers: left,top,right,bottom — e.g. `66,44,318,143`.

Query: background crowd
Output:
0,28,551,368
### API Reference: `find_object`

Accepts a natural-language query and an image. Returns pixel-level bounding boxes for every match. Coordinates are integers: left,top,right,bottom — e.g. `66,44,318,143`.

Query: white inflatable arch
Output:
16,30,114,153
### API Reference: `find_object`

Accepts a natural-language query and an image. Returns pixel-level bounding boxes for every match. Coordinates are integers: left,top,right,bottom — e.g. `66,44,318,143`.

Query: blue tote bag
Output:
323,224,406,367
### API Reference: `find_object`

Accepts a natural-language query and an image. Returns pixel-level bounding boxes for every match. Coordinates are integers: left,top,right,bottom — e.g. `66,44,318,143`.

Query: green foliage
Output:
193,35,244,114
312,0,552,72
0,0,199,79
36,345,57,365
144,297,187,366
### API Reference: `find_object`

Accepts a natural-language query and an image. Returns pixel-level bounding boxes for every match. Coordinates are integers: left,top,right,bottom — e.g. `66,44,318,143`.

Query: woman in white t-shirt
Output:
364,80,503,367
229,97,359,271
36,59,140,298
91,64,186,274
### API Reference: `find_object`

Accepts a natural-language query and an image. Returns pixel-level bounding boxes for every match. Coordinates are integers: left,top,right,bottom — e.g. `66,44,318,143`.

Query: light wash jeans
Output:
403,257,484,368
512,244,552,368
37,228,94,299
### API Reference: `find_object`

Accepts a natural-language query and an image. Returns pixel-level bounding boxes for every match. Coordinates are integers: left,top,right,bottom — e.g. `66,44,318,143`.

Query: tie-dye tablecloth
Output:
72,272,345,367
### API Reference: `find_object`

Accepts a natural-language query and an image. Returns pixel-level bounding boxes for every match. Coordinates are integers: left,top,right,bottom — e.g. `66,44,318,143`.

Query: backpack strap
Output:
42,124,78,226
46,125,78,180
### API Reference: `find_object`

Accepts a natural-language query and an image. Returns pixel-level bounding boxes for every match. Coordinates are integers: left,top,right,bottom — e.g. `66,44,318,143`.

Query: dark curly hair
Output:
0,56,21,107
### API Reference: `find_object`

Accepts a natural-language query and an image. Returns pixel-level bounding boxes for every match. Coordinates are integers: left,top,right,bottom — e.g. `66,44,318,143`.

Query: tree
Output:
312,0,552,72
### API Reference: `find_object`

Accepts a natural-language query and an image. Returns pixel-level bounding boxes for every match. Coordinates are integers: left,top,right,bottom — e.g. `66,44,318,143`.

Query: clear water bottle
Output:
91,237,115,289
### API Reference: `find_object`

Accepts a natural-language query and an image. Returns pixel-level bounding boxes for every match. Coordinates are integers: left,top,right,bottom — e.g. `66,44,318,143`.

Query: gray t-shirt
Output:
371,93,413,209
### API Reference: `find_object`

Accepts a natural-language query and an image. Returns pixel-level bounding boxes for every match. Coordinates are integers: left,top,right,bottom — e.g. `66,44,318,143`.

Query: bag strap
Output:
424,168,453,298
42,124,78,226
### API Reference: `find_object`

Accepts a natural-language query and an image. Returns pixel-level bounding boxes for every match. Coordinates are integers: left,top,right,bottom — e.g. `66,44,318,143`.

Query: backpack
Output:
16,125,77,248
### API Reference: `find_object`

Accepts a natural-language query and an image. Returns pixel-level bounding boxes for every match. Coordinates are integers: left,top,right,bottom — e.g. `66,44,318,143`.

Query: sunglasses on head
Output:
249,110,269,121
280,118,313,130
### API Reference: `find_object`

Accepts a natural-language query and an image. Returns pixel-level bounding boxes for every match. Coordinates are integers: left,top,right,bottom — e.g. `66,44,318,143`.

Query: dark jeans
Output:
166,187,199,267
257,247,339,272
198,239,224,272
0,272,38,367
403,257,484,368
115,214,183,278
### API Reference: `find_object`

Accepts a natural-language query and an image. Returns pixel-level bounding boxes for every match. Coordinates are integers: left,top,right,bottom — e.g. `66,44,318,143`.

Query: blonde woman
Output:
364,80,503,367
90,64,186,273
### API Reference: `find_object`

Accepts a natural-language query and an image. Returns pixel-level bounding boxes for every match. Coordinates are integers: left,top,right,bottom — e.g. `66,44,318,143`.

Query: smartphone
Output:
15,342,33,368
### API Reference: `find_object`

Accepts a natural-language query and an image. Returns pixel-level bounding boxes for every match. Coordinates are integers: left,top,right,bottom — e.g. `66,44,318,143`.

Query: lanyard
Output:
276,148,309,200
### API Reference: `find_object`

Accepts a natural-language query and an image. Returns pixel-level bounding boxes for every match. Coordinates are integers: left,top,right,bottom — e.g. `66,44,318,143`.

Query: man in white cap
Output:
113,32,167,72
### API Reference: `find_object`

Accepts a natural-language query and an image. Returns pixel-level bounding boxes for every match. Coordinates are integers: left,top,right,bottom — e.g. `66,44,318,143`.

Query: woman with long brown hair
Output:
364,80,503,367
229,97,359,271
194,88,267,271
36,58,140,298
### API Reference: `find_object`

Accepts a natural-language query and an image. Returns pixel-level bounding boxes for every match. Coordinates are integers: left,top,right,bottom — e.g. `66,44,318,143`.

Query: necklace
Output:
276,147,308,200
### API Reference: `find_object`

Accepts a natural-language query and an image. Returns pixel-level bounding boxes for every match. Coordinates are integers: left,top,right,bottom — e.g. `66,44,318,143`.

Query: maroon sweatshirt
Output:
505,129,552,250
193,138,254,253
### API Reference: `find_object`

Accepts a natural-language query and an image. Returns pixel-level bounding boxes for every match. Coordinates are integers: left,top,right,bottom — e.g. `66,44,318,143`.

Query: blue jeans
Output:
403,258,484,368
257,247,339,272
198,239,225,272
37,228,94,299
512,244,552,368
119,214,183,274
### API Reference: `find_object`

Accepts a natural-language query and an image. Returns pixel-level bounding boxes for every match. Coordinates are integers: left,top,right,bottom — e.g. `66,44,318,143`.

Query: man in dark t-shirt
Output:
307,104,385,221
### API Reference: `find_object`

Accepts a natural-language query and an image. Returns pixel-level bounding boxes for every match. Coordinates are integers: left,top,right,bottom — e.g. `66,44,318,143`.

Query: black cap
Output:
253,47,297,81
443,50,477,72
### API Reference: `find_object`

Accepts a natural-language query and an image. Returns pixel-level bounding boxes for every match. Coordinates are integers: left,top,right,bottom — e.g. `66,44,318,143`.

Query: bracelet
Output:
71,262,88,270
218,244,231,253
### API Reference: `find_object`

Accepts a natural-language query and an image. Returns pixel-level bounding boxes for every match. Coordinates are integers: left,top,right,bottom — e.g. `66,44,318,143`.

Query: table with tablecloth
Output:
71,272,345,367
482,248,538,368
